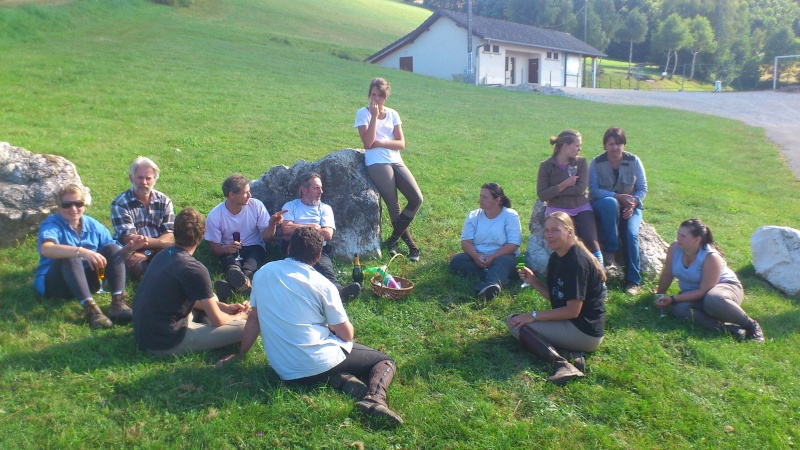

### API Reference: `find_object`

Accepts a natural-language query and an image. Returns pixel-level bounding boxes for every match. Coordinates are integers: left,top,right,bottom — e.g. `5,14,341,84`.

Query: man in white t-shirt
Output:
204,174,286,300
281,172,361,301
217,227,403,426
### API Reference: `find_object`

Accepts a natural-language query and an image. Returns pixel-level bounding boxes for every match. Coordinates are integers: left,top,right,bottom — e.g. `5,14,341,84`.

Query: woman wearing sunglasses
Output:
35,184,135,329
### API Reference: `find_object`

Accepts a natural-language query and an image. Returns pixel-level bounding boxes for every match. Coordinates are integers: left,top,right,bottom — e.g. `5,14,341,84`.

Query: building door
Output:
505,57,516,85
528,58,539,84
399,57,413,72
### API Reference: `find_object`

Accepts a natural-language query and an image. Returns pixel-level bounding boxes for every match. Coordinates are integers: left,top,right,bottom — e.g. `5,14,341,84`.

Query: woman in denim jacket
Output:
589,127,647,295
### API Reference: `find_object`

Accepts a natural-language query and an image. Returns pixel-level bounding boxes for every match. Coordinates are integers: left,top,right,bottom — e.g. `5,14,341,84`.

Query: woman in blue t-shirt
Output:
508,212,607,385
35,184,131,329
653,218,765,343
450,183,522,301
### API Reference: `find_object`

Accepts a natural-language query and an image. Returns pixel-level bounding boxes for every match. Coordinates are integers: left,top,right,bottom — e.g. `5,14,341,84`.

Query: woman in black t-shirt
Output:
507,211,607,385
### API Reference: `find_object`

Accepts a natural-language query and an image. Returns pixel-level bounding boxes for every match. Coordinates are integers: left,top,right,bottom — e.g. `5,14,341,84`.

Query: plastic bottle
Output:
363,265,387,280
383,272,400,289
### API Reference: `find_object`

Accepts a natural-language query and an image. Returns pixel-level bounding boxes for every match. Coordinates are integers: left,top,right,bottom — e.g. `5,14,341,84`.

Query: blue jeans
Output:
592,197,642,285
449,253,517,292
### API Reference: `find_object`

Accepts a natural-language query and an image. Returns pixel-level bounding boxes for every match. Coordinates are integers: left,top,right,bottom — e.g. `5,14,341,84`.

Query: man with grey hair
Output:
280,172,360,301
111,156,175,279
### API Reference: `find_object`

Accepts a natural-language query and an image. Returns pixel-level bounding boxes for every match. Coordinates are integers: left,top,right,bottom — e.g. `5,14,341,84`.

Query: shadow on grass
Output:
114,361,284,412
0,330,142,373
603,281,798,342
401,331,559,385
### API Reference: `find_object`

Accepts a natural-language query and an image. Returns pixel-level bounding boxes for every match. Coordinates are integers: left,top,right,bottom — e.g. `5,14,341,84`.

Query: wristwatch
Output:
531,311,538,321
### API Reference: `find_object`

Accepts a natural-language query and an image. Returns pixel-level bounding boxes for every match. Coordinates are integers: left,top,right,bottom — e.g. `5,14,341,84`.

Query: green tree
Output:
687,15,716,79
734,55,764,88
421,0,466,10
652,13,691,79
615,8,648,74
505,0,572,27
587,0,620,51
763,26,800,61
474,0,508,19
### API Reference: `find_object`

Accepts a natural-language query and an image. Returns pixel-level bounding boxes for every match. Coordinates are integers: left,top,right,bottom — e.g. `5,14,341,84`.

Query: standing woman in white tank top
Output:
355,78,423,262
653,218,765,343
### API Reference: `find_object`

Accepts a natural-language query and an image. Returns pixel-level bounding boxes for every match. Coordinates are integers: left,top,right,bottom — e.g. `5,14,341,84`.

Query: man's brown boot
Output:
108,293,133,322
83,299,112,329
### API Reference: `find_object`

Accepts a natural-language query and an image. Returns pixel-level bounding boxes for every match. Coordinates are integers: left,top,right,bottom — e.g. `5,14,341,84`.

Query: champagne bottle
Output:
352,253,363,284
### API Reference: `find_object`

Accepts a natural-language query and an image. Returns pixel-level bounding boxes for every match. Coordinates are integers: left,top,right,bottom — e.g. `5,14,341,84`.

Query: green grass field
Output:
1,0,799,448
595,58,723,92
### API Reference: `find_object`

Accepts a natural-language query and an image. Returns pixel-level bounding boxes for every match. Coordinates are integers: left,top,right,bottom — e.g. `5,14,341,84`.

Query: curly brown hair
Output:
174,207,206,248
288,227,323,265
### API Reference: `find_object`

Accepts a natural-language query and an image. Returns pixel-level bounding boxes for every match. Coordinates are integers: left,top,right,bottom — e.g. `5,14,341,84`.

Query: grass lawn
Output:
595,58,725,92
1,0,799,448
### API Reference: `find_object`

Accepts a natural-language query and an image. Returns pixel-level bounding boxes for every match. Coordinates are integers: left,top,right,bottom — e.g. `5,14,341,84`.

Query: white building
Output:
367,10,606,88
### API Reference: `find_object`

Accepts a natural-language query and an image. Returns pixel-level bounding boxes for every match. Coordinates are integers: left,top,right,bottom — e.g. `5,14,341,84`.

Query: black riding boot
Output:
355,360,404,425
519,326,584,385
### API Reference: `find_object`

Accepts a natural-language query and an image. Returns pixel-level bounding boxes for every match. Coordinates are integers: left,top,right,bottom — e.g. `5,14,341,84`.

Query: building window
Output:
483,44,500,54
399,56,413,72
546,52,559,60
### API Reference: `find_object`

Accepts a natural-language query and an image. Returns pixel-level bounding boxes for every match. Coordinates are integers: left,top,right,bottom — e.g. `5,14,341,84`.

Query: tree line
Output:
420,0,800,88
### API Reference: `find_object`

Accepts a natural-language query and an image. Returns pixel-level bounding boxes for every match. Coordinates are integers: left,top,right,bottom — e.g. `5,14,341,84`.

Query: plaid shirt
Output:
110,187,175,241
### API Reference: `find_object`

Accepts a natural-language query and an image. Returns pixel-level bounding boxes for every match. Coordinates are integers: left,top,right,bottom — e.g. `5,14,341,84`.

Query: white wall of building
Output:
482,42,581,87
476,46,507,85
539,56,563,87
565,53,582,88
373,17,588,88
374,19,468,81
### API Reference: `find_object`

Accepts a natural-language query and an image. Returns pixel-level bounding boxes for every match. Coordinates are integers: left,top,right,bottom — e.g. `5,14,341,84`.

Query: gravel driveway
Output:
558,87,800,178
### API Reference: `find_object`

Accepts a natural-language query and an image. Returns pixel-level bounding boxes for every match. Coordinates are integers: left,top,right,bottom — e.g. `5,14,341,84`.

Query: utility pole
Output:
467,0,473,76
584,0,588,42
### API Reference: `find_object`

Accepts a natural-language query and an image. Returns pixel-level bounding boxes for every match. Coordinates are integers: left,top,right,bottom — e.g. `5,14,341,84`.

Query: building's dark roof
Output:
367,10,606,63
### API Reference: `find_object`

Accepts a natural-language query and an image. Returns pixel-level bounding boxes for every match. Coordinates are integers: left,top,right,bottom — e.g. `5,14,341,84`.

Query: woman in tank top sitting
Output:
653,218,765,343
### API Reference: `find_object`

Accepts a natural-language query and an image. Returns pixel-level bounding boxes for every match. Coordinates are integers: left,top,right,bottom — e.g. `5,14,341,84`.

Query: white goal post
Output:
773,54,800,90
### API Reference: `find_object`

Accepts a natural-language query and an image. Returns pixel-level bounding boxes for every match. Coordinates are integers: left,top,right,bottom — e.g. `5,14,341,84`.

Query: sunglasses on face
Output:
60,201,85,209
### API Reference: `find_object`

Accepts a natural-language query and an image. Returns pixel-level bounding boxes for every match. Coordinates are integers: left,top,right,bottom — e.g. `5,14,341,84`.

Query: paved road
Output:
560,88,800,178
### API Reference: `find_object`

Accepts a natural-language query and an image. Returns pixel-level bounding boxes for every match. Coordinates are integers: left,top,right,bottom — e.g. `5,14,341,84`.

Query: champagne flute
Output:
516,253,529,288
232,232,243,262
654,294,666,318
567,164,578,177
96,265,106,294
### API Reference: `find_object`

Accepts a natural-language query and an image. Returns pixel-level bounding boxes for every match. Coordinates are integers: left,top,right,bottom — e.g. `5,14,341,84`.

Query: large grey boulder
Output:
0,142,91,247
751,226,800,297
250,149,381,261
524,199,668,278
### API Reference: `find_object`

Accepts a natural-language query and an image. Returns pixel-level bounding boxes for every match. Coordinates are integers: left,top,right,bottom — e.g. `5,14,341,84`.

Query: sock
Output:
592,251,604,266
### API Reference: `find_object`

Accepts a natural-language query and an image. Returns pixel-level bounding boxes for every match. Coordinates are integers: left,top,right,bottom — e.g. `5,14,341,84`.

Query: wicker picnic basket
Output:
370,253,414,300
